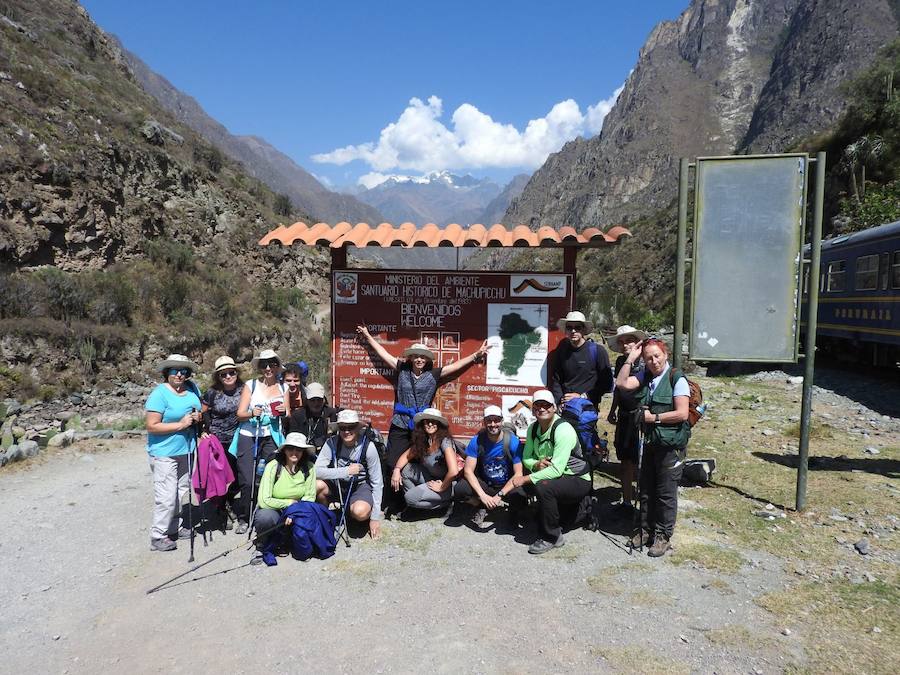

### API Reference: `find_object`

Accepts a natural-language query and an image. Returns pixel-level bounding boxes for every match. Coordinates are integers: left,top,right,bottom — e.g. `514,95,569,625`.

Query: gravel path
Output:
0,440,802,674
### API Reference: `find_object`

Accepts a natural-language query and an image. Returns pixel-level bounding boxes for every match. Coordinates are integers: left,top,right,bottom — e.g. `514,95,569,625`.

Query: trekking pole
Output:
246,412,262,541
186,409,198,563
335,476,358,548
146,520,286,595
631,407,646,555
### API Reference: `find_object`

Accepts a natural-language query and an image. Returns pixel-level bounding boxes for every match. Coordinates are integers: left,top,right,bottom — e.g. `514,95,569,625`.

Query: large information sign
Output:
332,270,574,438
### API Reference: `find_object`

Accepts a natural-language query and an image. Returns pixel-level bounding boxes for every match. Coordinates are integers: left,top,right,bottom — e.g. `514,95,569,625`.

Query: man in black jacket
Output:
286,382,342,450
549,310,613,407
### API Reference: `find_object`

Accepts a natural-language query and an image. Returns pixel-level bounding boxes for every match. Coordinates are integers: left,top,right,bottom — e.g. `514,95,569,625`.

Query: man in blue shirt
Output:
453,405,524,528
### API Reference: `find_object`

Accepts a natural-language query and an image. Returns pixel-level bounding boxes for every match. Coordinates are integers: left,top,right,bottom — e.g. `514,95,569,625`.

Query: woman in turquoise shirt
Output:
144,354,202,552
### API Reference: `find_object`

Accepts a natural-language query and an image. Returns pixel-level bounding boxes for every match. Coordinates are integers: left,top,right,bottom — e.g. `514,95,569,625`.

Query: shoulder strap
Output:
586,340,598,366
549,418,561,446
274,461,283,484
501,429,512,464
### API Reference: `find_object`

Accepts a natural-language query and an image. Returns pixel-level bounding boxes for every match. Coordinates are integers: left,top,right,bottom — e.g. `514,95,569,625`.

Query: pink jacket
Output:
192,435,235,500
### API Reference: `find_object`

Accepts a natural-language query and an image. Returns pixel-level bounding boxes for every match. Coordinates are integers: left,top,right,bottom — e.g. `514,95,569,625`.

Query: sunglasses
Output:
219,370,237,378
532,401,554,410
259,359,280,369
283,446,304,453
422,420,439,426
168,368,191,377
484,416,503,424
565,324,585,332
338,425,357,432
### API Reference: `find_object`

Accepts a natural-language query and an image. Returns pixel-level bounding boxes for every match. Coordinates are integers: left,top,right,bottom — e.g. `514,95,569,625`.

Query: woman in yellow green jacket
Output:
253,432,317,547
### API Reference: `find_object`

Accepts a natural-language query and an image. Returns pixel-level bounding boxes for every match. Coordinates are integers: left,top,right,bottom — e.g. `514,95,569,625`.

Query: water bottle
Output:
256,456,267,477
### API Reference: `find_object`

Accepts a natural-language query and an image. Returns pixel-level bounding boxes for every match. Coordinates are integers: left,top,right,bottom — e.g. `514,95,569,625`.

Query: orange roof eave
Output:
259,222,631,249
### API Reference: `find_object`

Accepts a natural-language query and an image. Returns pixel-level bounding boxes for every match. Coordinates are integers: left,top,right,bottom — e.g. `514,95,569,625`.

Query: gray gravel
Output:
0,439,803,673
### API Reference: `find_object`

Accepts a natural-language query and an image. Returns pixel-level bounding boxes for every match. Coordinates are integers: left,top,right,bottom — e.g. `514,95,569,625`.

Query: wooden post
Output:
331,246,347,272
563,247,578,308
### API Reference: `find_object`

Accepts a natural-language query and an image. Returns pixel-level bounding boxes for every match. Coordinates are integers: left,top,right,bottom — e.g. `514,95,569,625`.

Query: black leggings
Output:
235,433,278,524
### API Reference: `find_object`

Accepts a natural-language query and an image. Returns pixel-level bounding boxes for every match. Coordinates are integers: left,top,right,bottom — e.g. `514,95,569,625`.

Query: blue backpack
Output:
560,398,605,468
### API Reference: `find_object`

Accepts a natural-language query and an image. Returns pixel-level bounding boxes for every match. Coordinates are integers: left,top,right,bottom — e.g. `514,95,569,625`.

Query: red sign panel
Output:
332,270,574,438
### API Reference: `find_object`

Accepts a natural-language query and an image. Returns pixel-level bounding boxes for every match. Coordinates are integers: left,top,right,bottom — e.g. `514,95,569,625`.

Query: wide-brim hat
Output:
556,310,594,334
251,349,281,370
281,432,315,450
157,353,199,374
606,325,648,353
336,409,360,426
402,343,435,361
413,407,448,427
214,355,237,373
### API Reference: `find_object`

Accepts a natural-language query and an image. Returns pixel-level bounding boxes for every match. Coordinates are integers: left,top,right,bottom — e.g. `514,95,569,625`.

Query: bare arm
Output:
643,395,689,424
437,444,459,492
441,340,490,379
235,383,255,421
615,347,643,392
145,410,196,435
357,325,400,370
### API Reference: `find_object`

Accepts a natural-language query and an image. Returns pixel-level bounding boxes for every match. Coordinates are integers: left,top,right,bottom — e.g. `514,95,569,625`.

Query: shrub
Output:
34,268,88,324
144,237,195,272
273,193,293,217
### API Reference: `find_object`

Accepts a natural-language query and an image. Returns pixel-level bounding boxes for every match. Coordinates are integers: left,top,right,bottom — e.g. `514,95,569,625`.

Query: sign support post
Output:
796,151,825,511
674,158,690,369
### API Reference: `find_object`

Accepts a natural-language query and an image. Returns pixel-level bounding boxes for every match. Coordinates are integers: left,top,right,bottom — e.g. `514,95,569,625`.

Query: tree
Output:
273,193,292,217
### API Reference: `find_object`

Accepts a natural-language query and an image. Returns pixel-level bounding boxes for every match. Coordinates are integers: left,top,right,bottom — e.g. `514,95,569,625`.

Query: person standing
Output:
233,349,287,534
549,310,613,407
285,382,342,451
355,325,488,509
507,389,592,554
615,338,691,557
144,354,202,552
605,326,647,512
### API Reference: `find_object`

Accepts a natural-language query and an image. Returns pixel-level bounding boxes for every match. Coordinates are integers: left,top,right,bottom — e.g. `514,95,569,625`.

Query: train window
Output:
802,266,810,296
826,260,845,292
881,253,890,290
893,251,900,289
855,254,878,291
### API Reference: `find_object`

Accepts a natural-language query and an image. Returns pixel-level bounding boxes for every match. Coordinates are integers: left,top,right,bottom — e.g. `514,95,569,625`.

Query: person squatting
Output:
144,313,690,562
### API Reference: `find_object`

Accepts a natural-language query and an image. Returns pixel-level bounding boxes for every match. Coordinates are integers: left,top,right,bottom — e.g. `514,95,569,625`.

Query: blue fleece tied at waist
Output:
393,403,427,430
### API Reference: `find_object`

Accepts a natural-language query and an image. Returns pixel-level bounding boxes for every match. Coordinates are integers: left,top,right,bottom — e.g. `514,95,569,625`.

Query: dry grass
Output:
668,539,745,574
591,646,691,674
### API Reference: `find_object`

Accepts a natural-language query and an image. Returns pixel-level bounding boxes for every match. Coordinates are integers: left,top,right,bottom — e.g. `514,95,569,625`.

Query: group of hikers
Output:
145,309,693,562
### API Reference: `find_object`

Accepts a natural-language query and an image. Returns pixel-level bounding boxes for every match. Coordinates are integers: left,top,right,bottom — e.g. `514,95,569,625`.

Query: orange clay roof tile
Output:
259,222,631,249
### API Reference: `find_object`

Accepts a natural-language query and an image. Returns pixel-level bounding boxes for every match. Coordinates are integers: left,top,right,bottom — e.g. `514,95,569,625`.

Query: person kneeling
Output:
507,390,592,554
255,433,334,564
315,410,383,539
454,405,525,529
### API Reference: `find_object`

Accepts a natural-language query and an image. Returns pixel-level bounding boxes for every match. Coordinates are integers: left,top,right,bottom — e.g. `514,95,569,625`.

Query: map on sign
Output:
486,303,548,386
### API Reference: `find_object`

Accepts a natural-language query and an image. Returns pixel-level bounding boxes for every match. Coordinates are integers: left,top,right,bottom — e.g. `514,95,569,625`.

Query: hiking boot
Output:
648,535,671,557
528,535,566,554
234,521,249,535
471,508,489,529
629,530,651,549
176,527,192,540
150,537,177,552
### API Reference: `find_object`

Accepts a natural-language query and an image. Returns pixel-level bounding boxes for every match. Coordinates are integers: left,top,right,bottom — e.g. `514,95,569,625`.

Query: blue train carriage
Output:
801,219,900,367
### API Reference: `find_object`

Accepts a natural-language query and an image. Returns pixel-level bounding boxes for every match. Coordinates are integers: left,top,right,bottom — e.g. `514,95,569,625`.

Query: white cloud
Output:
312,87,623,174
311,172,333,188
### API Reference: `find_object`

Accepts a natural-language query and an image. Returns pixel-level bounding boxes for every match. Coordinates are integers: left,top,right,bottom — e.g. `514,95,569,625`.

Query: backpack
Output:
669,369,704,427
559,398,607,468
529,418,591,476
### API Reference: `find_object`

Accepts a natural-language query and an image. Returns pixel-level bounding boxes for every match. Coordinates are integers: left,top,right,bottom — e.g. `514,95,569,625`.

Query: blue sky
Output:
82,1,688,189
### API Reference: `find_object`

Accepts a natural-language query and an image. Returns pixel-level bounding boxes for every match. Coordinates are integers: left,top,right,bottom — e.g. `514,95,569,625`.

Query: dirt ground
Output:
0,367,897,674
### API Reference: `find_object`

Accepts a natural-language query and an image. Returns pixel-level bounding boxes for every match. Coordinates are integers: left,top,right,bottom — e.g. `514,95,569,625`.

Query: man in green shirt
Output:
508,389,592,554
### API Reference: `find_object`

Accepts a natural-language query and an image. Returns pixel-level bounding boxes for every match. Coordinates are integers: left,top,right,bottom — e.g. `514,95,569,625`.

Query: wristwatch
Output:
655,413,661,424
497,490,505,498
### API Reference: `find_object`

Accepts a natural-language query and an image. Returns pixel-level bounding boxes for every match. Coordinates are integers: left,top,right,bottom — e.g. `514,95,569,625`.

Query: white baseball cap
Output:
532,389,556,406
483,405,503,419
306,382,326,399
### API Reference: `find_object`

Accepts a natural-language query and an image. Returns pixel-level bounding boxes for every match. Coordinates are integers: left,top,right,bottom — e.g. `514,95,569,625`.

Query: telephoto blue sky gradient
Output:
82,0,688,189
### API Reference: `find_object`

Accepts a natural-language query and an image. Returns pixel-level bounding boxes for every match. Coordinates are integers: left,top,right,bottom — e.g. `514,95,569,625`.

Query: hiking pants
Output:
639,445,685,539
401,463,452,510
235,434,278,525
254,507,282,548
525,474,592,544
148,454,190,540
452,475,500,501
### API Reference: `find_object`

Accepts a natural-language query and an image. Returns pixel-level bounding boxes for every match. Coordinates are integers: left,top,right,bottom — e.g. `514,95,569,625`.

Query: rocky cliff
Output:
118,42,384,226
505,0,899,229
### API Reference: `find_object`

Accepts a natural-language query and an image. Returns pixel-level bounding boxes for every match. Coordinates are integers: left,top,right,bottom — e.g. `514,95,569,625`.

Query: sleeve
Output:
522,426,538,473
673,376,691,398
548,349,563,403
591,345,614,401
509,435,524,464
313,440,350,480
432,366,444,381
301,464,318,502
365,443,384,521
464,435,480,459
258,461,293,510
145,386,166,414
528,422,578,484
